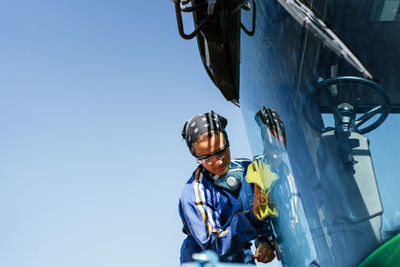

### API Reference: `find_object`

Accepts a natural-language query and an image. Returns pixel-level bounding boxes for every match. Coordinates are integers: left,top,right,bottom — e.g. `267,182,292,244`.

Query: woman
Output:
179,110,276,264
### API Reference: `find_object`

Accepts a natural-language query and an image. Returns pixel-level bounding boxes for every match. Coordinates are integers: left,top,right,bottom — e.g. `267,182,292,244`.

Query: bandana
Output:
255,106,286,147
181,111,228,156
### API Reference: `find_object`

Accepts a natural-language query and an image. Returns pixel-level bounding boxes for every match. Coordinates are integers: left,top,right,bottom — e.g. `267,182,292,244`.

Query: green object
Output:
359,233,400,267
245,159,278,220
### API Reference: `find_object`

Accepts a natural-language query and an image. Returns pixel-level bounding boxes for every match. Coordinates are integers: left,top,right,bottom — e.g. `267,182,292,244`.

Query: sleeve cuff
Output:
255,220,274,247
246,211,263,226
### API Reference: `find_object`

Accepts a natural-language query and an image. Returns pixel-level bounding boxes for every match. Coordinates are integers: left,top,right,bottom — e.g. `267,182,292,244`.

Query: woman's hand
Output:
252,184,266,221
252,242,276,263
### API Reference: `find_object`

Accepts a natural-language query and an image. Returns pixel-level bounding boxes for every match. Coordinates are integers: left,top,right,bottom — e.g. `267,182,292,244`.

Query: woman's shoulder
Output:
185,165,205,184
180,166,212,199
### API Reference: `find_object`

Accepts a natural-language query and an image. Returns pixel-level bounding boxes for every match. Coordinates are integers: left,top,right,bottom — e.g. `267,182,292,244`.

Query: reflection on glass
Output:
251,106,318,266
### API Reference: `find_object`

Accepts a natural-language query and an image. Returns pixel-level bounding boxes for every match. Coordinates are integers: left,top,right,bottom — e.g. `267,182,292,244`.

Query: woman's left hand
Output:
252,242,276,263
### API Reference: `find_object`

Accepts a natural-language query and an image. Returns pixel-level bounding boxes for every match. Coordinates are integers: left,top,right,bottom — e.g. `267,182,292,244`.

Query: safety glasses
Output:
195,142,230,165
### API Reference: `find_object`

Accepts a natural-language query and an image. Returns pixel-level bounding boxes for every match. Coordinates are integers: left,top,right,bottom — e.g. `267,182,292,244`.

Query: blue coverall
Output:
179,159,273,264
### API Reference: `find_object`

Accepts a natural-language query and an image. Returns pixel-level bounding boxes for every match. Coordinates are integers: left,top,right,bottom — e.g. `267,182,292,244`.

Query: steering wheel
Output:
302,76,391,134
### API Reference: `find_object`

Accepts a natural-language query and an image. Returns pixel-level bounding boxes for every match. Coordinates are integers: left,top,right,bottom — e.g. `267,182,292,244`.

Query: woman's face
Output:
192,131,231,176
261,125,286,169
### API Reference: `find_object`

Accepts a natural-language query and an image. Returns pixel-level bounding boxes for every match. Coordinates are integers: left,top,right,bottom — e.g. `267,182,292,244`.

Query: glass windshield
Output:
238,0,400,266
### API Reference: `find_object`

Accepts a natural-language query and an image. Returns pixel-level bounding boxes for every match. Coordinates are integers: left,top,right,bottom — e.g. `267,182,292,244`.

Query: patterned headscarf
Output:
181,110,228,156
255,106,286,147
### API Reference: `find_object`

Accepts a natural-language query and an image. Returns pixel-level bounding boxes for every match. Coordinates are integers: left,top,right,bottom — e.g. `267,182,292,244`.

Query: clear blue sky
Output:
0,1,252,267
0,1,398,267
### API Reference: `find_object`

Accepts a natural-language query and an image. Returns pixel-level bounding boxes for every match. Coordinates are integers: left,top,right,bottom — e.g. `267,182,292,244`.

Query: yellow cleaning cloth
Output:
246,159,278,220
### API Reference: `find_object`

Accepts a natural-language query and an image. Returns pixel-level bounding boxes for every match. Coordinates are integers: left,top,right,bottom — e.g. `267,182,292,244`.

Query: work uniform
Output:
179,158,273,264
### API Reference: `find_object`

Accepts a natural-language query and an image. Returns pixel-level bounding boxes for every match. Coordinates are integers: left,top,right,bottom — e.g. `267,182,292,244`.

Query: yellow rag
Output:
246,159,279,220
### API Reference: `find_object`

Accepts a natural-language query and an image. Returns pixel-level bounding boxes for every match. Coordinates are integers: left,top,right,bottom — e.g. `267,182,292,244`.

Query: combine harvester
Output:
173,0,400,266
